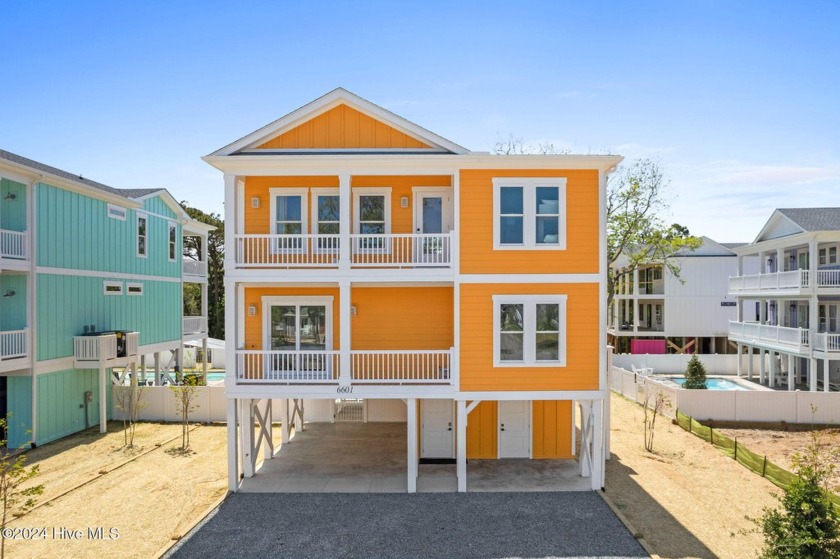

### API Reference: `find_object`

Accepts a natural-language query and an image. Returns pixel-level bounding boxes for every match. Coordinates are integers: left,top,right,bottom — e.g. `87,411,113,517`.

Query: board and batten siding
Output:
663,257,739,337
36,183,180,278
0,275,27,331
37,274,181,360
0,177,27,232
7,376,32,449
36,368,109,445
141,195,178,219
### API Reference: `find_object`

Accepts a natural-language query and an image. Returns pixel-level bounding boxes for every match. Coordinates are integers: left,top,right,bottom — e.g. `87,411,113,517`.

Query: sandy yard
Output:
606,393,781,559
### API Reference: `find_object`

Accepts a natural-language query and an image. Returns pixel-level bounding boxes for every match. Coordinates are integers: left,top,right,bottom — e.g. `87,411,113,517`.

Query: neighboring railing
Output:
235,235,341,267
182,259,208,277
351,349,453,383
817,269,840,288
728,269,809,293
0,229,27,260
350,233,451,267
0,328,28,360
728,320,810,349
73,331,139,362
813,333,840,352
183,316,208,335
236,350,341,383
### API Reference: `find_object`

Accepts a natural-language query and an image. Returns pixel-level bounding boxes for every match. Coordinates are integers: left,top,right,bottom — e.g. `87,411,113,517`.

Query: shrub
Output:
683,355,708,389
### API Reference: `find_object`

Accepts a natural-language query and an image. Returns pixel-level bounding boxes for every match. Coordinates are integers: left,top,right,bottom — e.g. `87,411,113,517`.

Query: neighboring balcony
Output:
233,233,453,270
182,258,208,281
0,328,30,372
183,316,208,338
813,332,840,354
728,320,810,352
234,348,454,386
0,229,28,261
73,331,139,368
728,269,840,295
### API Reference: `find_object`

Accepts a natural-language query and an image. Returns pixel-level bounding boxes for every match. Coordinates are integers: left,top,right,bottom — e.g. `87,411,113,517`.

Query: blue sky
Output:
2,1,838,242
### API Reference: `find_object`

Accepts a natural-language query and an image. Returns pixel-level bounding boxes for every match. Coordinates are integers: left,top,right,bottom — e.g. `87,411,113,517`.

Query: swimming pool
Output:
667,377,752,391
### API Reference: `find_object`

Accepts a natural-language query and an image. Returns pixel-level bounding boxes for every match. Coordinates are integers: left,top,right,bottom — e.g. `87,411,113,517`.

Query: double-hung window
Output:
168,223,177,261
311,188,340,253
493,295,567,366
493,178,566,249
270,188,308,252
353,187,391,251
136,213,148,258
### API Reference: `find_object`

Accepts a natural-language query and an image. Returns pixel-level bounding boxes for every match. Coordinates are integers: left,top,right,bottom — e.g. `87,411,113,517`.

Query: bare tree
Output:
642,388,670,452
0,417,44,559
113,384,147,448
170,377,200,450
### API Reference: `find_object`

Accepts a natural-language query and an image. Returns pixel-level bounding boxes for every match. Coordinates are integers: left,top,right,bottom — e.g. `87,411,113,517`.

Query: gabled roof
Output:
0,148,126,197
208,87,470,156
120,188,165,199
678,236,737,257
752,207,840,243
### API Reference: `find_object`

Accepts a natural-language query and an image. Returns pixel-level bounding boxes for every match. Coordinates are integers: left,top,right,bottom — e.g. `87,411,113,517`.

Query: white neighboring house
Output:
183,337,225,369
609,237,750,355
728,208,840,391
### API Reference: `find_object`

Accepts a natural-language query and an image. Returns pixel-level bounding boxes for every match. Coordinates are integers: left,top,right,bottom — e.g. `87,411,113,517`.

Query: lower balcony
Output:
728,320,810,352
73,331,139,368
0,229,28,261
813,332,840,353
183,316,208,337
234,349,454,386
0,328,30,371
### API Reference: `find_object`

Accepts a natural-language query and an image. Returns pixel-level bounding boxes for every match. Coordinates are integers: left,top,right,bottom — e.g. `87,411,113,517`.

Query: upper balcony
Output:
728,320,810,352
0,229,29,264
0,328,30,373
234,232,453,271
183,316,208,339
182,258,208,281
729,269,840,296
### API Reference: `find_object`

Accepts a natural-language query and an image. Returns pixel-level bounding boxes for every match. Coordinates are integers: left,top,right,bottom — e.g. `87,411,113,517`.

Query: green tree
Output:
683,355,708,389
180,202,224,339
0,417,44,559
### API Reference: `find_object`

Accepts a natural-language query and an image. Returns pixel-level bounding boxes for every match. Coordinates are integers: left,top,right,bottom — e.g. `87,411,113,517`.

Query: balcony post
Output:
824,357,830,393
406,398,418,493
339,173,351,271
747,346,754,380
736,343,742,377
339,281,351,386
227,398,239,491
99,363,107,434
456,399,467,492
788,354,794,391
223,174,237,269
776,248,783,273
759,349,766,384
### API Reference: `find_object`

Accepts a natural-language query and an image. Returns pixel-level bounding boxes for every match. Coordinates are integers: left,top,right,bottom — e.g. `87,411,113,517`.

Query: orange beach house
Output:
203,88,621,492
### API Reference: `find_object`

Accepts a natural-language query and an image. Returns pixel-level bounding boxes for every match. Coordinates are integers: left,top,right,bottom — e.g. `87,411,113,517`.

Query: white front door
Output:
414,189,452,265
421,399,454,458
498,400,531,458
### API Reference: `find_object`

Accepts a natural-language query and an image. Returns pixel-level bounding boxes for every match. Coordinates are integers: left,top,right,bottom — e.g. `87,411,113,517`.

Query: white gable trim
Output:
753,210,805,243
208,87,470,157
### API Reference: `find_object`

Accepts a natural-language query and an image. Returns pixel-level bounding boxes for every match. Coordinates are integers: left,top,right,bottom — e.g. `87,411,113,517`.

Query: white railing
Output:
0,328,28,360
235,235,341,267
236,350,341,383
183,316,208,334
728,269,809,293
817,269,840,288
728,320,809,349
351,349,453,383
182,259,208,277
0,229,27,260
350,233,451,268
813,333,840,352
74,331,139,362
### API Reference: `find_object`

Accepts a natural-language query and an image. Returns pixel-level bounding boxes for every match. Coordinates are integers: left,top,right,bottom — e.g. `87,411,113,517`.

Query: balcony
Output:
183,316,208,337
729,269,840,295
0,229,27,261
813,333,840,353
728,320,810,352
182,258,208,281
0,328,28,362
233,233,453,270
234,348,454,386
73,331,139,367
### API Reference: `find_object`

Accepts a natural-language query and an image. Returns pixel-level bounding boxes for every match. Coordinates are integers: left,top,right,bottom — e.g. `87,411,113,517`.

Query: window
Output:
819,245,839,266
136,213,148,257
103,281,123,295
311,188,340,252
493,178,566,249
168,223,177,261
353,188,391,251
269,188,308,252
263,296,334,379
126,282,144,296
107,204,127,221
493,295,567,366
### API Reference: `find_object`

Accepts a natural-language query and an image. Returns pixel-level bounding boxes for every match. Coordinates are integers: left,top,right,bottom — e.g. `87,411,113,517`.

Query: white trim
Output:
412,187,453,235
492,177,567,250
136,212,149,258
268,187,309,237
107,203,127,221
310,187,340,238
126,282,144,296
103,280,123,295
261,296,334,351
352,187,392,235
492,294,567,367
36,266,181,284
497,400,532,459
459,274,599,284
168,222,178,262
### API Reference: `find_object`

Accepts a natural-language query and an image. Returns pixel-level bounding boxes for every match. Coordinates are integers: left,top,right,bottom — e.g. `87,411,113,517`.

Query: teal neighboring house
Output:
0,150,212,448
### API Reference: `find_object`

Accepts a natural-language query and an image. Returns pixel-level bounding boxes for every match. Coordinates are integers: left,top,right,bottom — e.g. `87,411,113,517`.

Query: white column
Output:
140,354,146,384
99,364,108,433
737,343,743,377
759,349,766,384
578,401,592,478
241,399,255,477
769,352,777,387
339,281,351,386
263,399,273,460
406,398,418,493
759,251,766,274
339,173,351,271
224,281,236,387
824,358,830,393
202,337,208,376
747,346,754,380
788,353,794,391
456,399,467,493
223,174,237,268
592,399,604,491
227,398,239,491
737,254,743,276
810,357,818,391
282,399,291,444
299,400,305,432
605,348,613,460
154,352,161,385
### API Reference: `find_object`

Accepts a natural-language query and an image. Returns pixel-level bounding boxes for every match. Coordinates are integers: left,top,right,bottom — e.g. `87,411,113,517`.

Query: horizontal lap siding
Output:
459,169,600,275
460,283,599,391
351,287,453,349
533,400,572,459
352,176,451,235
244,177,339,235
243,287,341,350
257,104,430,149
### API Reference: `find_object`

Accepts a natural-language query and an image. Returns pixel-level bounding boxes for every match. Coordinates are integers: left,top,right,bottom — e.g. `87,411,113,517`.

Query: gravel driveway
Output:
167,492,647,559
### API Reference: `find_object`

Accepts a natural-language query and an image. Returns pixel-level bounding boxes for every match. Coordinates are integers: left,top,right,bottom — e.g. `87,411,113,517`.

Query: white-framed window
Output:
819,245,839,266
353,187,391,251
263,296,334,379
136,213,148,258
126,282,144,296
269,188,308,252
492,295,567,367
311,188,340,252
107,203,127,221
168,223,177,261
104,281,123,295
492,178,567,250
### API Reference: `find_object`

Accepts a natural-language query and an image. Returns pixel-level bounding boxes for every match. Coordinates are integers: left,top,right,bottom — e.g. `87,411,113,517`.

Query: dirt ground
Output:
714,425,840,491
607,393,780,559
3,421,278,559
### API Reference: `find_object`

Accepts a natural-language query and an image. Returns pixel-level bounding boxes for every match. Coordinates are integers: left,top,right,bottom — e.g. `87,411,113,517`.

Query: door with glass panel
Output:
313,191,340,259
414,190,451,265
267,303,331,380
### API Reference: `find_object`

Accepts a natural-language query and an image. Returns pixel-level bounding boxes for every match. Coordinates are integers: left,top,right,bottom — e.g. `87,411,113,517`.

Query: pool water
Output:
206,372,226,382
668,377,751,391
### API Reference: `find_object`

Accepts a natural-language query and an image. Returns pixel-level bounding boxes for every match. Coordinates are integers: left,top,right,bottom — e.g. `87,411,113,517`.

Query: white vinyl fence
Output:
613,353,760,375
112,385,226,423
610,366,840,424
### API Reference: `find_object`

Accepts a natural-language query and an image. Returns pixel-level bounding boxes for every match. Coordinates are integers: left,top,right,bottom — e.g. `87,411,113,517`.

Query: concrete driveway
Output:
167,492,648,559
